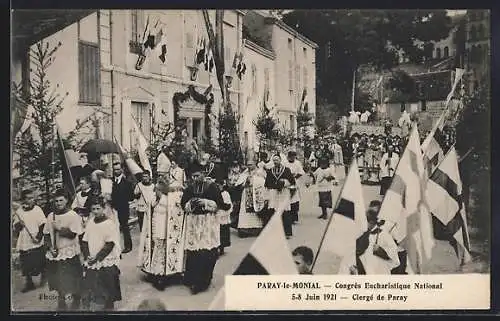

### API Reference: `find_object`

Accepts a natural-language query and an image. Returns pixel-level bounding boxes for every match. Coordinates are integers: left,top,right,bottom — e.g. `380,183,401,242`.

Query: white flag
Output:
17,104,35,137
426,147,472,265
379,125,435,274
208,198,297,310
131,116,152,173
444,68,465,108
313,161,367,274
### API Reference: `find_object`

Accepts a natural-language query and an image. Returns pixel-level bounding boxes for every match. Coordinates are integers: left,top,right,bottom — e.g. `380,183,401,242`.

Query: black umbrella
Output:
80,139,119,154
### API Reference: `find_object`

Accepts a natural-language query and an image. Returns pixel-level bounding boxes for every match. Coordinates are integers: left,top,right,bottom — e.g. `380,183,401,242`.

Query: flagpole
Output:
311,160,353,271
351,68,356,112
383,125,419,233
56,123,77,202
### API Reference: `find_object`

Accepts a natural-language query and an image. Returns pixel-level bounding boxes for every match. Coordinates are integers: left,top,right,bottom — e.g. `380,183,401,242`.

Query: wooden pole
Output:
351,68,356,112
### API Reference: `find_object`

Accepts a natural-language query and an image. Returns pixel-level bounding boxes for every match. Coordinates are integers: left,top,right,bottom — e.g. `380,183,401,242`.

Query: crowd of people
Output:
13,125,417,311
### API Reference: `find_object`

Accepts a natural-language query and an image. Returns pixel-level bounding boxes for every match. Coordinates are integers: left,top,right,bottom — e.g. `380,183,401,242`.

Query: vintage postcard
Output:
10,9,490,312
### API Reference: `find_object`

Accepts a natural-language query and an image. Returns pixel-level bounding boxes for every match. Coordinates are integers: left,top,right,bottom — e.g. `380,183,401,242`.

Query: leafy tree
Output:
455,76,490,237
202,10,243,165
13,40,69,205
254,107,279,154
388,69,417,102
282,10,452,113
315,103,339,135
296,110,314,160
145,121,176,176
217,104,243,166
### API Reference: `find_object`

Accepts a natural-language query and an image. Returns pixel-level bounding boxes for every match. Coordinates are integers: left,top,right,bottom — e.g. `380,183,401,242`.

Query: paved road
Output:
11,183,488,311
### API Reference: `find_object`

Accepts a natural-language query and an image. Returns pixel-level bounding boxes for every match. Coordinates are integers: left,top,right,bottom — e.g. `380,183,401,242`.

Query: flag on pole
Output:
236,51,246,80
299,88,308,112
208,199,297,310
376,75,384,88
114,136,143,175
444,68,465,109
195,36,206,66
130,116,152,173
421,68,465,176
17,104,36,138
379,125,435,274
312,161,368,274
55,123,77,202
421,112,447,177
426,147,471,265
207,46,215,73
11,93,26,138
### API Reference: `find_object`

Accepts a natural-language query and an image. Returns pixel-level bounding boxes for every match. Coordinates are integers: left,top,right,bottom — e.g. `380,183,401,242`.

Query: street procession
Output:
11,9,490,311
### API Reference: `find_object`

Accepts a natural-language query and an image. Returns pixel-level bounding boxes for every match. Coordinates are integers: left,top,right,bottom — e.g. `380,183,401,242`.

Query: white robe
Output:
379,152,400,178
287,160,305,204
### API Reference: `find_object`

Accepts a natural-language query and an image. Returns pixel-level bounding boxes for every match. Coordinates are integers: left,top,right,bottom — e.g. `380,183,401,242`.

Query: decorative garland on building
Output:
172,85,214,139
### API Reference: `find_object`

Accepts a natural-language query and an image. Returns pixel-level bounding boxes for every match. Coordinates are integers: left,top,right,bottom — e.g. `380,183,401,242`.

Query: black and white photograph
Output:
11,9,490,311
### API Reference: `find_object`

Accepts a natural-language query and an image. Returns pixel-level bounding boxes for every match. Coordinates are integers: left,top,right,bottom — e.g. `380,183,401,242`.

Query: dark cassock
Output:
227,165,245,229
180,161,231,294
203,161,226,184
264,155,296,238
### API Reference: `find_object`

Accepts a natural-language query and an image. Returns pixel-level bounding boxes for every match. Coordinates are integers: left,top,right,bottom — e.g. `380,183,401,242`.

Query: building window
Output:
185,31,195,62
78,41,101,104
327,41,333,58
225,46,232,69
477,44,483,63
131,101,151,143
264,67,270,92
303,67,308,88
290,114,295,133
421,100,427,112
288,38,293,51
470,25,477,40
444,46,449,58
130,10,144,54
436,48,441,59
303,47,307,58
470,45,477,64
251,64,257,96
288,60,293,91
192,118,202,145
295,65,301,97
477,24,484,39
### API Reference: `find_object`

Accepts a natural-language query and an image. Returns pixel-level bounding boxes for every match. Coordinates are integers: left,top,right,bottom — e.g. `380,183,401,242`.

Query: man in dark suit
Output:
111,162,135,253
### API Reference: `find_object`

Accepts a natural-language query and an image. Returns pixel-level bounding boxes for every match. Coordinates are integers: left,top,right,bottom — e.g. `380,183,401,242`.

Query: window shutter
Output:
131,102,151,143
79,41,101,104
184,11,196,66
131,10,138,43
225,46,232,72
252,64,257,96
303,67,308,88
